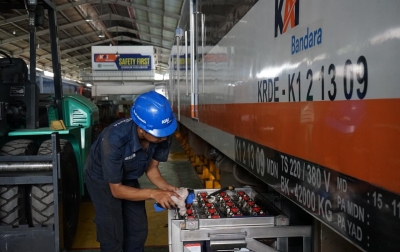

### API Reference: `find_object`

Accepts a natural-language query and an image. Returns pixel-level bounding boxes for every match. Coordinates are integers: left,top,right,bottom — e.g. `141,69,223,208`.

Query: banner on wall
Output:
170,45,228,71
93,53,151,71
172,54,191,70
91,46,154,71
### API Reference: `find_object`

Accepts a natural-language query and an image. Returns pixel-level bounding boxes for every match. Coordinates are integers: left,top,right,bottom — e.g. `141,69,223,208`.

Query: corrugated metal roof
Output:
0,0,186,81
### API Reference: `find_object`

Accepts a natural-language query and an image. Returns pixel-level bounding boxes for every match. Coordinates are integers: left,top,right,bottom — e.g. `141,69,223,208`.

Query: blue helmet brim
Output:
146,118,177,138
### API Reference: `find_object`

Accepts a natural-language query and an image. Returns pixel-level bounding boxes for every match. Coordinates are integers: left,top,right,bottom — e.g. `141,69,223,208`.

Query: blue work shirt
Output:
85,118,171,185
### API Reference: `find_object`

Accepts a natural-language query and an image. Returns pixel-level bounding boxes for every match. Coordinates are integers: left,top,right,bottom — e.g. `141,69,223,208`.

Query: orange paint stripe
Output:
196,99,400,195
188,104,198,118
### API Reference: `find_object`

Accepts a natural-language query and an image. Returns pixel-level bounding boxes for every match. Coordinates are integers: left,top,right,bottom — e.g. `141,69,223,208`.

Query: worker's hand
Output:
151,189,182,209
164,184,179,192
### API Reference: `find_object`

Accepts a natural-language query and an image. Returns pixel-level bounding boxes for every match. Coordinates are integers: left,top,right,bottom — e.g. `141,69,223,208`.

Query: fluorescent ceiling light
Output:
85,14,93,22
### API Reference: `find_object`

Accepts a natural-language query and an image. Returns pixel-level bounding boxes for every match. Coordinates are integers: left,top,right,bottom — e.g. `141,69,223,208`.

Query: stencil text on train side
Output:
257,55,368,102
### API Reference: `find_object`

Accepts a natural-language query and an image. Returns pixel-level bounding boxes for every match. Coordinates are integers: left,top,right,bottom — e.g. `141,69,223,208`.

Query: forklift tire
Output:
31,139,80,250
0,139,38,226
0,186,20,226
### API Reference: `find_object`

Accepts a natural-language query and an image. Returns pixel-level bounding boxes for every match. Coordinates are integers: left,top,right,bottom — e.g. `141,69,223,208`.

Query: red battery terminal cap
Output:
237,191,246,196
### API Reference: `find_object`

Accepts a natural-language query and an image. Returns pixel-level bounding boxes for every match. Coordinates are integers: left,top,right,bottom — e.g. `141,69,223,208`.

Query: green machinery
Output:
0,0,98,250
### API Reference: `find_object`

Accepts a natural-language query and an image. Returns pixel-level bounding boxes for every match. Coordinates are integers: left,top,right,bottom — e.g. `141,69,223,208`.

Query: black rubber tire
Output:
0,139,38,226
31,139,80,250
0,186,20,226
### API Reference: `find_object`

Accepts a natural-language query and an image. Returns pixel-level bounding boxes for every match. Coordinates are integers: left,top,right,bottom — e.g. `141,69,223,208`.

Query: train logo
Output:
275,0,300,37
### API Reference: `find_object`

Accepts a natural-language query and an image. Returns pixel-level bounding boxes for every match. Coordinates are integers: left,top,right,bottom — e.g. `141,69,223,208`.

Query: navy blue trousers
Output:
85,173,148,252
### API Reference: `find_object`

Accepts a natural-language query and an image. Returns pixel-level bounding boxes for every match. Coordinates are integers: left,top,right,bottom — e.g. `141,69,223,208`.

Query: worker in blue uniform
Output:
84,91,180,252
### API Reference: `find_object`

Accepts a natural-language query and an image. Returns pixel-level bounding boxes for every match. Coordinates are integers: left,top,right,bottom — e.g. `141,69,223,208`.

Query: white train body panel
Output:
171,0,400,251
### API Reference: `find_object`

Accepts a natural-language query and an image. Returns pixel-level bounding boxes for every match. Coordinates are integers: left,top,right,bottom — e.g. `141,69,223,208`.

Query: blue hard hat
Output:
130,91,177,137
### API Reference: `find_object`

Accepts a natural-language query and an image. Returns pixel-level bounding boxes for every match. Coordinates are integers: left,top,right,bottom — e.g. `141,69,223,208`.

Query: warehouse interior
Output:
1,0,398,252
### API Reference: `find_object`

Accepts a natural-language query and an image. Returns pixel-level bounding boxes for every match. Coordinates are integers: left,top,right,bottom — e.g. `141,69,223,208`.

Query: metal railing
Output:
79,70,156,82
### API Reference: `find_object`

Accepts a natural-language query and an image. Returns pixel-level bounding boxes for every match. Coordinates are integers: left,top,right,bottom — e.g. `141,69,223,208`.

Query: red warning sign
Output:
94,54,118,62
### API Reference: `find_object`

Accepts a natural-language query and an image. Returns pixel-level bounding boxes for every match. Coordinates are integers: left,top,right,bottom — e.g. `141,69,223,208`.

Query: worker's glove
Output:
154,188,195,214
171,187,189,216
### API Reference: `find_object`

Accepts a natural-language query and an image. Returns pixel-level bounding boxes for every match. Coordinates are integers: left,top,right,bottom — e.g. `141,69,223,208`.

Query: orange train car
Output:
170,0,400,251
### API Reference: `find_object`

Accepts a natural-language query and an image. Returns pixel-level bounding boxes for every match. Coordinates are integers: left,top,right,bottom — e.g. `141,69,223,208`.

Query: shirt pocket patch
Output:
123,154,148,178
124,153,136,160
